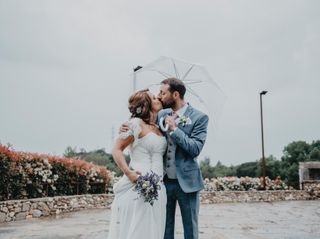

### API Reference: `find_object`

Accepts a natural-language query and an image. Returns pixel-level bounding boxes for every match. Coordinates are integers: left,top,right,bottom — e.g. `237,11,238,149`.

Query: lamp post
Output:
133,65,143,92
260,90,268,190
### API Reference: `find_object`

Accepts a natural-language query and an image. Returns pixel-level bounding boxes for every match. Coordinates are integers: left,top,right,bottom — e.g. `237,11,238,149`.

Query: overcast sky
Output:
1,0,319,166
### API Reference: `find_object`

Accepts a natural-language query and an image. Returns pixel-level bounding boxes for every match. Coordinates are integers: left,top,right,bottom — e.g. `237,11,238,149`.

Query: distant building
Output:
299,162,320,190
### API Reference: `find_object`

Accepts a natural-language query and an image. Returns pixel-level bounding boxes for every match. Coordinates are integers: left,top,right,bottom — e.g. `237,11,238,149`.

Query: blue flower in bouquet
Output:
133,171,161,206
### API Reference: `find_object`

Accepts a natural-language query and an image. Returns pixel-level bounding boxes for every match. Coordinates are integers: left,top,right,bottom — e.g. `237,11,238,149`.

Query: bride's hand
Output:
126,170,142,183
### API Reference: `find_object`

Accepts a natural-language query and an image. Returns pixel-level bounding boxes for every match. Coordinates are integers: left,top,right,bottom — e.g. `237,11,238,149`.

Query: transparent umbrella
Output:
133,56,227,128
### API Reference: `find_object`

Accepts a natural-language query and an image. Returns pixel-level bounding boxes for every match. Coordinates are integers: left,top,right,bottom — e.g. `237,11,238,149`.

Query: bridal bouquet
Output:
134,171,161,206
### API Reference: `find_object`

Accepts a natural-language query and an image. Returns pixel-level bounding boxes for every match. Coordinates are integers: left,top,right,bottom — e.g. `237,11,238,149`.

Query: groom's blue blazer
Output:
158,104,208,193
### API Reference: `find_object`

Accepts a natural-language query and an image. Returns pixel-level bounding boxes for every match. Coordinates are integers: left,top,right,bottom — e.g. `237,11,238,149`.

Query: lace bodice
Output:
119,118,167,176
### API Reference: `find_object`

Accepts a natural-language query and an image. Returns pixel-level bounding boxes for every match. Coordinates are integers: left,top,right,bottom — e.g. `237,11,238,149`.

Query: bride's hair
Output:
128,89,152,124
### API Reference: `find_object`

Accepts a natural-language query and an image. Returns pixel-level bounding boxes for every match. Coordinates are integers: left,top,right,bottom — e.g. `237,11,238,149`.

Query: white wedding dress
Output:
108,118,167,239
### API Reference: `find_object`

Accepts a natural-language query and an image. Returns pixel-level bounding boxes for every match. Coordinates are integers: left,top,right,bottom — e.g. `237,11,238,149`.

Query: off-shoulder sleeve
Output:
118,118,142,142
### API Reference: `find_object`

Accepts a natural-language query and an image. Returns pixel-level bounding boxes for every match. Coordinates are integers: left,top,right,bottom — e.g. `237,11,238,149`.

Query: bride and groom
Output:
108,78,209,239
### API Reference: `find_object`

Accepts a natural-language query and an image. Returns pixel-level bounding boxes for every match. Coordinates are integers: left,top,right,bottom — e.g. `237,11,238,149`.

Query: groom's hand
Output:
119,122,129,133
165,115,178,131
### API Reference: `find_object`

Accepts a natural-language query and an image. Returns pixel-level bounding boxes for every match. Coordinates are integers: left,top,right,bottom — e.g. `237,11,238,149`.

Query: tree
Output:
64,146,78,158
309,140,320,161
236,161,258,177
281,141,311,166
213,160,236,177
200,157,214,179
286,164,300,188
256,155,282,180
309,148,320,161
200,158,236,178
280,140,320,188
63,147,129,176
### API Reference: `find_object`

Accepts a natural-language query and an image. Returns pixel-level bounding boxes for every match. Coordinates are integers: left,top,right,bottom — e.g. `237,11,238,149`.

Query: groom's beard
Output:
161,99,175,109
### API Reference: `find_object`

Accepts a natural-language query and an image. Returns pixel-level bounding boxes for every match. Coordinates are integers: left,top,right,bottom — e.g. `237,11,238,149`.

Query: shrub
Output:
0,145,112,201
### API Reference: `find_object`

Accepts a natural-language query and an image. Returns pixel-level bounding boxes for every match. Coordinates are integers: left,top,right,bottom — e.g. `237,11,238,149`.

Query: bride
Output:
108,89,167,239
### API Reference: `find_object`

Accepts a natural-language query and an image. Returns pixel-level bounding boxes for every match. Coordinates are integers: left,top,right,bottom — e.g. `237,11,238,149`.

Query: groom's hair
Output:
161,78,186,99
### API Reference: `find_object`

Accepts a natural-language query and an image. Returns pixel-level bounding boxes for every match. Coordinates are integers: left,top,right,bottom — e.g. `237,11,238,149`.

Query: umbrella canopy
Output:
133,56,226,127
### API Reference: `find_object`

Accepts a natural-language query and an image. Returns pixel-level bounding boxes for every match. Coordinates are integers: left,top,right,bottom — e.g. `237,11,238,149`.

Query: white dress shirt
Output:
169,103,188,134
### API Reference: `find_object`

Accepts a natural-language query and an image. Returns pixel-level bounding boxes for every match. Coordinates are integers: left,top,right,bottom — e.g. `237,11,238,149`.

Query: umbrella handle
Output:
159,117,169,132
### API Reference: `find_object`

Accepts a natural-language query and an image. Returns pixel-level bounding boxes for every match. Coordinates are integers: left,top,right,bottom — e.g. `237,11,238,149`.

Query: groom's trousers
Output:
164,176,200,239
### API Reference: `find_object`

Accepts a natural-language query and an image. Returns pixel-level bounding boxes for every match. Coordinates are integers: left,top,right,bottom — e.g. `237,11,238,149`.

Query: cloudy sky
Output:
1,0,319,166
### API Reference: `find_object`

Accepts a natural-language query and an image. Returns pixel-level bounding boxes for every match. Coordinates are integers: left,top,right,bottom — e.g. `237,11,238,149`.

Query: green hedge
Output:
0,145,112,201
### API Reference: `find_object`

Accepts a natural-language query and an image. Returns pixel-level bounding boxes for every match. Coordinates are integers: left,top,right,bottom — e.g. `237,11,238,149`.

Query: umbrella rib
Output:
172,59,180,79
183,80,202,84
149,69,172,78
186,85,205,103
146,83,161,88
181,64,195,80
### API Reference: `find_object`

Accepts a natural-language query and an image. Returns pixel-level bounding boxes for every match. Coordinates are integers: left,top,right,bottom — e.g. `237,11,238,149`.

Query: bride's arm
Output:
112,136,141,183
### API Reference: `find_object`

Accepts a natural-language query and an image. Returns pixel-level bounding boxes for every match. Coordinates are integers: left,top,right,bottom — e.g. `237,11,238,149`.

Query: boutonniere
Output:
178,116,192,126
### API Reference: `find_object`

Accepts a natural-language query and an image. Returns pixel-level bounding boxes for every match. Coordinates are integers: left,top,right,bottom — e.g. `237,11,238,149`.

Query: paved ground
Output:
0,200,319,239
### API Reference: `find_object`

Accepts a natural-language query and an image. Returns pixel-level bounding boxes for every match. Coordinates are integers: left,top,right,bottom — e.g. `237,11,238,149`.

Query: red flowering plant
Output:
0,144,112,201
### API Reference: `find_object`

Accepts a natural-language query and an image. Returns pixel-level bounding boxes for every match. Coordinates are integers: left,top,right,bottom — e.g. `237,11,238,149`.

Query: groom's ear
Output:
172,91,180,99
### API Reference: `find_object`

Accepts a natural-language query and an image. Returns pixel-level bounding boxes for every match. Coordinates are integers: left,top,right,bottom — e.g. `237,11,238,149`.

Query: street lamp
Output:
133,66,143,92
260,90,268,190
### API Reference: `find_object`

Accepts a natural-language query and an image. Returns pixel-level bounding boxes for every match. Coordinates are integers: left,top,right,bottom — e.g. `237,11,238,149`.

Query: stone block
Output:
32,209,42,218
0,212,6,223
22,203,30,212
15,212,27,221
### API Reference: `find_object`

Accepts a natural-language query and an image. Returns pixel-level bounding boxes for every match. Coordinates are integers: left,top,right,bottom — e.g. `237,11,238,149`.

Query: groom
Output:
157,78,208,239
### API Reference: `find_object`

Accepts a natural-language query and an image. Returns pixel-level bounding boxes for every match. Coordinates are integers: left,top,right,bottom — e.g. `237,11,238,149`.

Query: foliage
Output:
203,176,289,191
200,140,320,189
0,144,112,201
63,146,130,177
200,158,236,179
256,155,282,180
236,161,258,177
280,140,320,188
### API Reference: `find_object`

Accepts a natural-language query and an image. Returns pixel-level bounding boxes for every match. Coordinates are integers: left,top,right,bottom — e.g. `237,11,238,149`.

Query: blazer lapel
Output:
182,104,193,118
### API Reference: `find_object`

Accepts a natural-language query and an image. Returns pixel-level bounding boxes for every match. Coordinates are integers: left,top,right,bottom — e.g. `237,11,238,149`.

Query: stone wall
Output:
200,190,312,204
0,194,113,223
0,190,317,223
302,181,320,199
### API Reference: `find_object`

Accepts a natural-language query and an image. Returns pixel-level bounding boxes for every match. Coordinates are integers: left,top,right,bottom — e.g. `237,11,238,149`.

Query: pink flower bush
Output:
0,144,112,200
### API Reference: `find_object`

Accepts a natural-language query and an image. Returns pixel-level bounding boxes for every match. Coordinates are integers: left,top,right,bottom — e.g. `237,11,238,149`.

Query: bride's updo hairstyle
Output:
128,89,152,124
